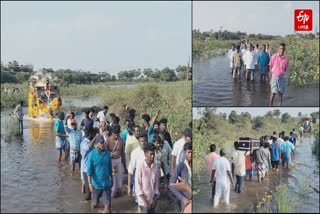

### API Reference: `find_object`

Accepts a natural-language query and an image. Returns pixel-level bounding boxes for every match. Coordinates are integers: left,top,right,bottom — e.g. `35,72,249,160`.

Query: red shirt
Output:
245,155,252,170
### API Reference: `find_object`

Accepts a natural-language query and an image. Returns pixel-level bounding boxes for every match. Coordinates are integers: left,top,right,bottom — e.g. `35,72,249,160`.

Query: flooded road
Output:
192,55,319,106
1,110,179,213
193,135,319,213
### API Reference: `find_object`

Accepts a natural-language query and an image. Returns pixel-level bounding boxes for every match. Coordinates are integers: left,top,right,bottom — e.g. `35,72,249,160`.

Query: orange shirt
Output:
245,155,252,170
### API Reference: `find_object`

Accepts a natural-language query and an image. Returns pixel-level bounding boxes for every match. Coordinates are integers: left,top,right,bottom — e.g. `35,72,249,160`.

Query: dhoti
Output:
111,157,124,197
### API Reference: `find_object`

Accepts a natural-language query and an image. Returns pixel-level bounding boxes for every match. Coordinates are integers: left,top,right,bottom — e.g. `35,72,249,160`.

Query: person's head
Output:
127,121,135,135
114,116,120,125
273,131,277,136
84,127,95,140
71,119,77,130
272,136,277,142
103,106,108,114
262,44,266,52
278,43,286,56
260,141,264,147
236,45,240,51
281,131,285,136
290,131,293,136
158,132,165,143
96,135,105,151
256,44,259,49
100,121,107,130
249,44,253,51
184,142,192,163
109,113,116,123
138,133,147,149
182,128,192,142
159,118,168,131
58,112,65,120
153,136,162,150
153,121,160,132
70,112,75,119
264,142,269,148
85,110,90,118
141,114,151,126
220,148,226,157
128,109,136,121
234,141,239,150
20,100,24,106
267,43,270,48
46,79,49,84
105,125,111,136
210,144,216,152
111,124,121,139
293,128,295,131
242,43,246,49
133,125,141,138
284,136,290,141
89,109,94,117
143,143,156,164
232,44,235,49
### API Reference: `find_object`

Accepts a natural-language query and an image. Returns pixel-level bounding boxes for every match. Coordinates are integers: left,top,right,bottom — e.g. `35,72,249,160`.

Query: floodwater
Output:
193,55,320,106
193,135,320,213
1,109,180,213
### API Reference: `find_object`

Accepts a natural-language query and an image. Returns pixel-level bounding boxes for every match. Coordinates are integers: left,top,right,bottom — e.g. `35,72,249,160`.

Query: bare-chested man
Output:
105,124,126,198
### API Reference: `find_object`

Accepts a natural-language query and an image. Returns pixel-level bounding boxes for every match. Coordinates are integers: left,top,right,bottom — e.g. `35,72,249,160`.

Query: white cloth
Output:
232,150,247,176
241,49,247,64
128,147,145,175
244,50,257,69
214,181,230,207
213,157,231,185
228,49,237,68
96,110,109,123
277,138,284,145
171,138,186,165
67,118,73,129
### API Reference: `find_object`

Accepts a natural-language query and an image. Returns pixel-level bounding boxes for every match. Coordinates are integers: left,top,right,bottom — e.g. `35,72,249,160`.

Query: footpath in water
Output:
193,135,319,213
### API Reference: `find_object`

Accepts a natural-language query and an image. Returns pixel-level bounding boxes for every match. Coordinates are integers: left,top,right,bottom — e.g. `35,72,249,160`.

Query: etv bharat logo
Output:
295,10,312,31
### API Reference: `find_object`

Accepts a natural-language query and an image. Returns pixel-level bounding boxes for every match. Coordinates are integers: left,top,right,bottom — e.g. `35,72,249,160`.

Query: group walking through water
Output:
205,128,298,208
52,105,192,213
228,40,289,107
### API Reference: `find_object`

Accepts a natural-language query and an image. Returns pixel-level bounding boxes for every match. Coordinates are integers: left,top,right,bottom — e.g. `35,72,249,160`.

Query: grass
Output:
1,83,28,109
2,118,20,141
193,38,319,87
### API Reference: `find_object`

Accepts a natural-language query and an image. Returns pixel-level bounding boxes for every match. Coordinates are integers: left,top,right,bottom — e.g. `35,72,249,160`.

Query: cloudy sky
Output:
193,1,319,36
1,1,191,74
193,107,319,119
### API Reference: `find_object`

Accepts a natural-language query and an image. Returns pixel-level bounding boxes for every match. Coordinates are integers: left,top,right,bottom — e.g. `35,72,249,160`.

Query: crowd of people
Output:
227,40,289,106
205,129,297,207
53,105,192,213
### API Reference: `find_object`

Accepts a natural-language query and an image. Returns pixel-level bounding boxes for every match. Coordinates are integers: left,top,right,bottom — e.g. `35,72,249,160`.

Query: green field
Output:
193,37,319,87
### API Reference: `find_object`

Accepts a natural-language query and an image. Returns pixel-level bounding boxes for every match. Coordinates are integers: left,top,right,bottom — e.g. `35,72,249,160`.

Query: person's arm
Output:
169,165,186,202
232,54,235,69
87,153,95,192
109,153,113,188
210,169,216,185
170,176,191,198
167,133,173,149
150,110,161,126
227,171,235,190
151,168,160,208
121,141,127,172
127,152,135,195
171,155,176,176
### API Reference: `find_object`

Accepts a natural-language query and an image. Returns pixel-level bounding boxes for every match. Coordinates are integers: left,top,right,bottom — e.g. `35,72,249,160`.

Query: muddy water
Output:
193,55,319,106
1,110,179,213
193,135,319,213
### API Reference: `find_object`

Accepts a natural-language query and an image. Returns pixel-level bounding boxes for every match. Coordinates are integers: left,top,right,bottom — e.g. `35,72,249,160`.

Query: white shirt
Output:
97,110,109,123
241,49,247,64
228,49,237,67
171,138,186,165
14,104,24,120
299,127,304,132
67,118,73,129
213,157,231,184
128,147,145,175
277,138,284,145
244,50,257,69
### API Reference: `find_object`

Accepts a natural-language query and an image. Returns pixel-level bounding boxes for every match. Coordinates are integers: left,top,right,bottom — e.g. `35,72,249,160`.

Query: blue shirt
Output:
280,141,295,153
121,129,128,144
258,52,270,67
80,118,94,130
87,148,112,189
80,138,94,173
147,124,159,144
270,142,281,161
65,126,82,151
54,119,66,139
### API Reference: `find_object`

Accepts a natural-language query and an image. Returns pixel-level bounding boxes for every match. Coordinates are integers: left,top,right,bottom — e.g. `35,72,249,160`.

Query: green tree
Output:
273,109,281,118
228,111,239,124
266,111,274,118
298,112,302,117
281,113,291,123
252,116,264,130
310,111,319,124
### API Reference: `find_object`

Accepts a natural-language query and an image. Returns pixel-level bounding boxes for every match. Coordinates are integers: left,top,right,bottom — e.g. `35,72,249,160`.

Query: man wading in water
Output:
105,124,126,198
243,44,258,81
228,44,237,74
269,43,289,106
232,45,243,79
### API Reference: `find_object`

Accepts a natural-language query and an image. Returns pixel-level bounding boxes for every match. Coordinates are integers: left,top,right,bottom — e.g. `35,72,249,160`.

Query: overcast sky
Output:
193,107,319,119
193,1,319,36
1,1,191,75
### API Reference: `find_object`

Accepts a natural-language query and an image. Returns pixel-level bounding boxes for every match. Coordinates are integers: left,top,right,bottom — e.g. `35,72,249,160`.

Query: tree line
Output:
193,29,320,41
1,61,191,84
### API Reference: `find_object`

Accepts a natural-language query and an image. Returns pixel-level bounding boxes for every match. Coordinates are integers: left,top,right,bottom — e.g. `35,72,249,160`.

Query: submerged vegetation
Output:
193,30,319,87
